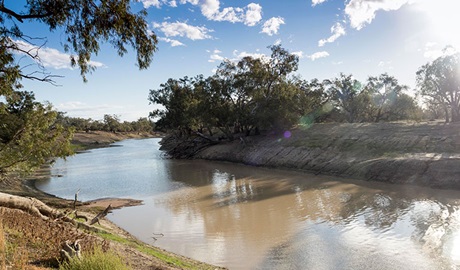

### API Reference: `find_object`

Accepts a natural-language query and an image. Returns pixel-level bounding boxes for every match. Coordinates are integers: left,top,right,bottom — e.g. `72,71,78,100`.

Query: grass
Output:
95,231,206,270
0,219,28,270
0,220,5,269
59,247,131,270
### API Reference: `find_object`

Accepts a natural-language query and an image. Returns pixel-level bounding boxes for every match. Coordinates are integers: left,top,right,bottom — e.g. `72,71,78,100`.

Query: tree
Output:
103,114,121,133
0,91,73,174
325,73,366,123
1,0,158,83
416,48,460,123
148,77,198,136
366,73,408,122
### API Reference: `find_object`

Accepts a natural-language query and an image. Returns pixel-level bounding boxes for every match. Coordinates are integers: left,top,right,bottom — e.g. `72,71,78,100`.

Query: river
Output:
35,138,460,269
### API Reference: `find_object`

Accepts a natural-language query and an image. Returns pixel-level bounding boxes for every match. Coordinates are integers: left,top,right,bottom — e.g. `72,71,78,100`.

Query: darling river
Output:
35,138,460,269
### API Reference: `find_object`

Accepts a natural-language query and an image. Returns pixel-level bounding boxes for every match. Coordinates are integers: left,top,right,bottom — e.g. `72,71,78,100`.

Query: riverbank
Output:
0,131,224,270
71,130,164,151
162,121,460,189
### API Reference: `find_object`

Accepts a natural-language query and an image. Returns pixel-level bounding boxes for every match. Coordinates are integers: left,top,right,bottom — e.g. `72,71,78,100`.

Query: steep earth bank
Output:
161,121,460,189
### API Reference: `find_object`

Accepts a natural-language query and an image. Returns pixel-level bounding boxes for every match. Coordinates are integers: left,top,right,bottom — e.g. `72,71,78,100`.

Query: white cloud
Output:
153,21,213,40
274,39,282,45
308,51,330,61
147,0,262,26
292,51,305,59
159,37,186,47
201,1,263,26
244,3,263,26
141,0,162,8
422,43,457,59
13,40,104,70
312,0,327,6
318,22,346,47
232,50,267,61
208,49,224,62
345,0,415,30
261,17,285,36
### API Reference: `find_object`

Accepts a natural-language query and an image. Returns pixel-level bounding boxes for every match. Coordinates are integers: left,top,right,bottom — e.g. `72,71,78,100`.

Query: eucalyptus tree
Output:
0,91,73,175
148,77,199,136
0,0,157,83
0,0,158,178
416,48,460,122
324,73,367,123
366,73,408,122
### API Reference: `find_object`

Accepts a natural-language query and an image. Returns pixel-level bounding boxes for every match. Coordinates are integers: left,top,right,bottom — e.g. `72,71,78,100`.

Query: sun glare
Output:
415,0,460,48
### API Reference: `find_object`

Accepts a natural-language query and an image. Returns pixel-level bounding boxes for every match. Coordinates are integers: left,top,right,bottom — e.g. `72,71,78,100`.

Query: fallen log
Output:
0,191,60,220
89,204,112,225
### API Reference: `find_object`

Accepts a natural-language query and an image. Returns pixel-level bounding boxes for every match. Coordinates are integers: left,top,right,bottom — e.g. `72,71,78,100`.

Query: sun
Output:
414,0,460,49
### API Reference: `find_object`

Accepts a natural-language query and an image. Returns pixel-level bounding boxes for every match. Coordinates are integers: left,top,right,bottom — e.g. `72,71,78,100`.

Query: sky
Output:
9,0,460,121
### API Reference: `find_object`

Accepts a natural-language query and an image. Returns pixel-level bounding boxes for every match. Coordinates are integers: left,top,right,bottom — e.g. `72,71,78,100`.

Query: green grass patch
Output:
59,247,131,270
95,231,210,270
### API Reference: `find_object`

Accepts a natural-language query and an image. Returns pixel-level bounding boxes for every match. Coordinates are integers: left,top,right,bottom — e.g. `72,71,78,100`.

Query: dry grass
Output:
0,207,102,269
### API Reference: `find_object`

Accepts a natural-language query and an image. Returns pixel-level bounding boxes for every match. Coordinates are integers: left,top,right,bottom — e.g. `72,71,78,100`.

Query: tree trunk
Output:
0,192,60,220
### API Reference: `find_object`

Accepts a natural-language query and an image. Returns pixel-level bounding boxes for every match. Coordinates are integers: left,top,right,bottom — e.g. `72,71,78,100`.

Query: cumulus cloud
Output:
141,0,162,8
208,49,225,62
261,17,285,36
292,51,305,58
422,43,457,59
232,50,267,61
159,37,186,47
345,0,414,30
153,21,213,40
245,3,263,26
312,0,327,6
318,22,346,47
145,0,263,26
308,51,330,61
13,40,104,69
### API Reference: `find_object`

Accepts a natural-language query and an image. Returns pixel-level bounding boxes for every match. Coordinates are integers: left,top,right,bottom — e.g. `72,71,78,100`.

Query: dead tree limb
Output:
89,204,112,225
0,191,61,220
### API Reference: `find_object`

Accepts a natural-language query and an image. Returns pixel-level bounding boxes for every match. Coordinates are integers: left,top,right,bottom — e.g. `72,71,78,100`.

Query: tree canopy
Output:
0,0,158,84
149,45,421,139
0,0,158,177
416,48,460,122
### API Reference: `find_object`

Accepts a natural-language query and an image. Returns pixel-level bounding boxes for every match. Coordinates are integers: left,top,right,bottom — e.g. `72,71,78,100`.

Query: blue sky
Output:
11,0,460,121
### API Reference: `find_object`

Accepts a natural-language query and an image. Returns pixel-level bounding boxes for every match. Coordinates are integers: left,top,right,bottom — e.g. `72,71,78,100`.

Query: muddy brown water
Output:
35,138,460,269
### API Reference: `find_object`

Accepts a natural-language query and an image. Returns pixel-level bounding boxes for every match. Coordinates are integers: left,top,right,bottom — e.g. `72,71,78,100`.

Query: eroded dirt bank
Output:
163,121,460,189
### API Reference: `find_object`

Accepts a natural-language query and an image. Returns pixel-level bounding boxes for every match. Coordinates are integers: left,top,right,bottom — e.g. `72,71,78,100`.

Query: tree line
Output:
150,45,459,139
57,114,155,133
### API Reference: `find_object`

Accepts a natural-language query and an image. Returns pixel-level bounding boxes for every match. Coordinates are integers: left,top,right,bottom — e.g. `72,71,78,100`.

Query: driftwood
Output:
89,204,112,225
60,239,82,261
0,192,60,220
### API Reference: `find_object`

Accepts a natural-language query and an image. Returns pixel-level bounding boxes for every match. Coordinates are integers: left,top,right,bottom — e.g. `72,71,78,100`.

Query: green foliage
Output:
1,0,157,82
0,91,74,175
149,45,321,139
324,73,367,123
59,247,131,270
149,46,423,139
416,47,460,122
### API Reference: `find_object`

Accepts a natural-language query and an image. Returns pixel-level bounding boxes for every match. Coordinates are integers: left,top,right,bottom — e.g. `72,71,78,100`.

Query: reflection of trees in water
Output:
161,159,460,265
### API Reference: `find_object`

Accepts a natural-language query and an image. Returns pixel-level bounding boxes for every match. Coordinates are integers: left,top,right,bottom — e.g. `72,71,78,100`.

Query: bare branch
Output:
0,5,52,23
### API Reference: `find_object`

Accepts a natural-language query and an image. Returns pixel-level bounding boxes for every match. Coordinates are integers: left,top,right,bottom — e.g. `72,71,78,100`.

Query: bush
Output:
59,247,131,270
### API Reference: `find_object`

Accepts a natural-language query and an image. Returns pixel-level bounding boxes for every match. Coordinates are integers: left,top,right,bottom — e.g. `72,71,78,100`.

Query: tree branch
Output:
0,5,51,23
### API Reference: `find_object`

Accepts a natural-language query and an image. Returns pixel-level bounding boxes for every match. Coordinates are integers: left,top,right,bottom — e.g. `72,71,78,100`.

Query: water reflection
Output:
36,138,460,269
